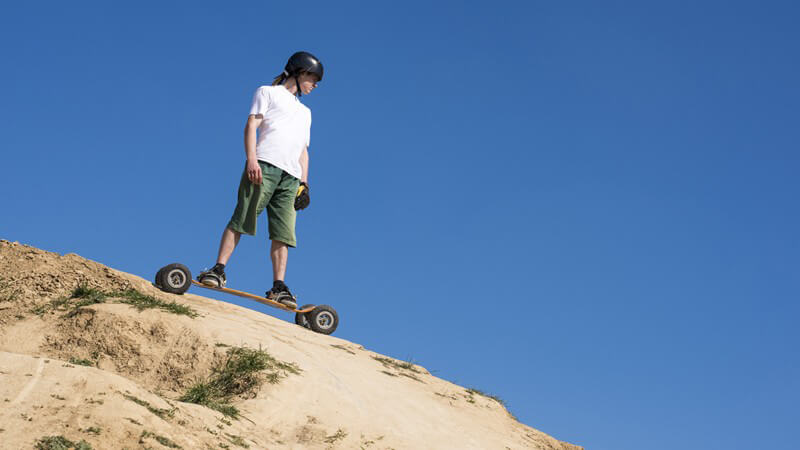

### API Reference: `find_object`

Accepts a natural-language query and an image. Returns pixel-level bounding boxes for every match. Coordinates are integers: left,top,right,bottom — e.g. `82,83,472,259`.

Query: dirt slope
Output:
0,240,583,450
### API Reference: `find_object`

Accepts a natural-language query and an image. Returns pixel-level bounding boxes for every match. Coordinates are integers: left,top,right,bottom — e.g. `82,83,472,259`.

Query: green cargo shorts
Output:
226,161,300,247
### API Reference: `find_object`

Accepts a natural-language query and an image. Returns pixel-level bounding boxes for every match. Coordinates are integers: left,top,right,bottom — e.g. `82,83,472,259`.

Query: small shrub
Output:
372,356,422,374
32,283,198,318
225,433,250,448
32,297,72,315
330,344,356,355
0,277,19,302
122,394,175,420
34,435,92,450
114,289,198,317
71,284,106,303
139,431,181,449
68,357,94,367
179,346,300,418
324,429,347,444
466,388,507,407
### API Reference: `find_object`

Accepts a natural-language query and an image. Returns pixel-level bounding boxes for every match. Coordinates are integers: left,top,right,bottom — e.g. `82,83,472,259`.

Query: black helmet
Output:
284,51,324,81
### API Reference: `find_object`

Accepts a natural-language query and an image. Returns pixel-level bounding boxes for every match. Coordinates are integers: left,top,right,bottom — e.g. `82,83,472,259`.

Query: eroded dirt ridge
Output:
0,240,583,449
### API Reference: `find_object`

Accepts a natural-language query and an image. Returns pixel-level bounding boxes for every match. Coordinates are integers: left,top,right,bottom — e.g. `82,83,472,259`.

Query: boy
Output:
197,51,323,309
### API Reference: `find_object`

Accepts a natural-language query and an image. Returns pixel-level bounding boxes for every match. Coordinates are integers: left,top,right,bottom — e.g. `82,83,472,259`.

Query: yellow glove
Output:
295,182,310,210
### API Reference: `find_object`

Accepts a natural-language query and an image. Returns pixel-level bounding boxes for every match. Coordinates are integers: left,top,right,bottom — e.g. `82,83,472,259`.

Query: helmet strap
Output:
295,75,302,97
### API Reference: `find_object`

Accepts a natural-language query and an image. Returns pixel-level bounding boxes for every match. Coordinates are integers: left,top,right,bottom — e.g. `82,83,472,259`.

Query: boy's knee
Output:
225,226,243,237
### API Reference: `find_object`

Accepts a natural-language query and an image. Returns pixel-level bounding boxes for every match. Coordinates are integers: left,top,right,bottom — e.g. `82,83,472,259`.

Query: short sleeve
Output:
306,111,312,147
249,86,271,116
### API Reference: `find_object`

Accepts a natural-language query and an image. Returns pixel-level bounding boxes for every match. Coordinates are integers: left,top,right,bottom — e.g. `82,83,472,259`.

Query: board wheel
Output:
154,266,167,287
156,263,192,294
307,305,339,335
295,304,315,329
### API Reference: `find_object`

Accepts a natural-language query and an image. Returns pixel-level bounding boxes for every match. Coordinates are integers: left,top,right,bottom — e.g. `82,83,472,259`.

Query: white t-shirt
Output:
249,85,311,180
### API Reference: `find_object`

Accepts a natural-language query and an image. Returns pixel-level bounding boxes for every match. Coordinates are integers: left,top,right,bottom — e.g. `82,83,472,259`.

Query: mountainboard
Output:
154,262,338,335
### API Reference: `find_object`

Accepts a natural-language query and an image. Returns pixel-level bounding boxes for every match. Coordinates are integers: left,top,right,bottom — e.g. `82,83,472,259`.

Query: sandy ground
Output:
0,240,583,449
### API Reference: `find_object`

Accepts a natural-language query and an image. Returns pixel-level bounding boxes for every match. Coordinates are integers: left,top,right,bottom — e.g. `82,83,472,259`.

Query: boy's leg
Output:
265,172,300,307
266,172,298,284
267,240,295,307
265,172,299,249
227,161,281,237
217,227,241,265
198,227,240,287
270,240,288,282
201,161,279,288
261,165,293,284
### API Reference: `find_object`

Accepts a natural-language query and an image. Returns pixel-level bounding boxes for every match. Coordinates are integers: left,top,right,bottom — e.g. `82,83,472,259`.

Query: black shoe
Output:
198,265,226,287
266,281,297,308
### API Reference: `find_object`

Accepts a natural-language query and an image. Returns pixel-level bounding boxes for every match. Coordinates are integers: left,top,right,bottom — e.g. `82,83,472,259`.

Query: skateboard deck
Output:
191,280,315,314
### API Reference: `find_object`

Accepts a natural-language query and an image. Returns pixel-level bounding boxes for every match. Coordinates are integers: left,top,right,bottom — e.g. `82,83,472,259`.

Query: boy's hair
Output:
271,71,288,86
272,70,316,86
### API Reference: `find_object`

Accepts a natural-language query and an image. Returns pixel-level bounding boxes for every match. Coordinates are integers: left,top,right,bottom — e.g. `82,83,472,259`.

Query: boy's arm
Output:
244,114,263,184
294,146,311,211
299,146,309,184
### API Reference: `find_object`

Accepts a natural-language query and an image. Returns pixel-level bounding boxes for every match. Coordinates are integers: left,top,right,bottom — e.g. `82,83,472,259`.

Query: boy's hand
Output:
247,159,262,185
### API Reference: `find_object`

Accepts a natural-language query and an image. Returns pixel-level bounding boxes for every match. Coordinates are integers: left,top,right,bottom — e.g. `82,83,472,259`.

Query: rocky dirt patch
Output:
42,306,218,395
0,240,132,325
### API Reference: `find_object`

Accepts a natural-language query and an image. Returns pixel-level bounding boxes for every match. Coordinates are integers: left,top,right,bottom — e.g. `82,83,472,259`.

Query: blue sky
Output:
1,1,798,448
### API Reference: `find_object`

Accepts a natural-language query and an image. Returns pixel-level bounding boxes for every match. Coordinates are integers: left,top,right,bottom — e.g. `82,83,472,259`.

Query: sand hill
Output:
0,240,582,450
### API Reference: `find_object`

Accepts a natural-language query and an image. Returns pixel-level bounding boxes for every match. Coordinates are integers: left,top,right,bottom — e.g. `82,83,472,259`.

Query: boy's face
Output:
297,72,320,95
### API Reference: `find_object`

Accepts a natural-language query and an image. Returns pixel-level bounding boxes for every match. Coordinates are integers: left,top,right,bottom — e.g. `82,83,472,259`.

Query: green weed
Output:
180,346,300,418
465,388,518,419
32,296,74,315
33,283,198,318
0,277,19,302
217,417,232,426
180,383,240,418
72,284,106,304
122,393,175,420
224,433,250,448
68,357,94,367
114,289,198,317
34,435,93,450
372,356,420,373
399,372,424,383
139,430,181,448
31,284,102,316
330,344,356,355
466,388,507,407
